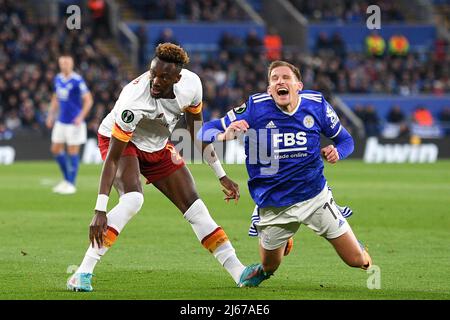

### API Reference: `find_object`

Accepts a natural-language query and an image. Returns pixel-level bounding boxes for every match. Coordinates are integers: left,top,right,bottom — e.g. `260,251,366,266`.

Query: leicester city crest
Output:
303,115,314,128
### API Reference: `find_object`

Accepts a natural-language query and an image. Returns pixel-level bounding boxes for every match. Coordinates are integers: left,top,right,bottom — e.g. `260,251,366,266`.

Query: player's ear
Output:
267,85,272,95
174,73,182,83
297,81,304,91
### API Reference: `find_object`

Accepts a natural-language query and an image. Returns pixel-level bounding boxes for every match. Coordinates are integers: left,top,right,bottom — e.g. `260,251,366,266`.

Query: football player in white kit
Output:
67,43,255,291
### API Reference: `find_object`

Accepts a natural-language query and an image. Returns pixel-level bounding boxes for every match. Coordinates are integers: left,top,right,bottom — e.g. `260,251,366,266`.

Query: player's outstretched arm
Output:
90,136,128,248
186,110,240,203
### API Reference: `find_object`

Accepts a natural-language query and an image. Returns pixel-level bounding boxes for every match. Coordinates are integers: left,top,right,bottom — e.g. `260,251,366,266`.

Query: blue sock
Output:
68,154,80,185
55,153,70,182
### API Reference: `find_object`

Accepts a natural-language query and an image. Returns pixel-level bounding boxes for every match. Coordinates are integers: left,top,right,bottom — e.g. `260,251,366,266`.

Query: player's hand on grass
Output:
321,145,339,164
217,120,249,141
89,211,108,248
220,176,240,204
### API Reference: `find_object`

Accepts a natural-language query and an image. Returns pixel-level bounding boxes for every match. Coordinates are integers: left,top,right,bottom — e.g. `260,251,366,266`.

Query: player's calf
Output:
183,199,246,284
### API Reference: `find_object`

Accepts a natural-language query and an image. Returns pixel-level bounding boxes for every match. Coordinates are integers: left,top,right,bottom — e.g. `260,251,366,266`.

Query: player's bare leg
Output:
68,156,143,291
328,228,372,269
51,142,65,155
153,166,246,285
259,245,285,274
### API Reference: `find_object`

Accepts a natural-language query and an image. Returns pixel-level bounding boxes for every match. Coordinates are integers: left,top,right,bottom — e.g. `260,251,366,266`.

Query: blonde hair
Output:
267,60,301,82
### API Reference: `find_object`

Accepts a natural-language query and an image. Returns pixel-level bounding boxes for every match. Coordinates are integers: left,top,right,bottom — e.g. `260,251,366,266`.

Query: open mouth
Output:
151,86,161,97
277,88,289,96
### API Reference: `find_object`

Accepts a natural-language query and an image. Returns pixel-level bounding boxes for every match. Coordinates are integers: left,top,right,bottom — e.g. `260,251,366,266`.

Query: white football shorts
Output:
51,121,87,145
256,184,351,250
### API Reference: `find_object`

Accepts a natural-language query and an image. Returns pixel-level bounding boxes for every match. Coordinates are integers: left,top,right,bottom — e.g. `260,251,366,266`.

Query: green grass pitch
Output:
0,161,449,300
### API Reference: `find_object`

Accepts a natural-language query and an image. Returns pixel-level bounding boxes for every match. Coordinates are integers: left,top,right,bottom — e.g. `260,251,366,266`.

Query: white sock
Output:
76,192,144,274
184,199,245,283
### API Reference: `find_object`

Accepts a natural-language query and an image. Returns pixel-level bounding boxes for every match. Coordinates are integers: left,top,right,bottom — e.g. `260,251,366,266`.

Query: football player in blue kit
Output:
46,54,93,194
198,60,372,287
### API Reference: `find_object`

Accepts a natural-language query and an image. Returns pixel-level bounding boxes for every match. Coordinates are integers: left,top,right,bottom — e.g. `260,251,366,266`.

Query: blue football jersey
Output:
221,90,343,208
54,72,89,124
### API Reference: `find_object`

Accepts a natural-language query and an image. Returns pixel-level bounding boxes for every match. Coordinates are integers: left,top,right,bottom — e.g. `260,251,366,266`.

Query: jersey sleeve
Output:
53,76,57,93
220,98,253,130
183,73,203,114
319,98,342,139
112,105,144,143
78,77,90,95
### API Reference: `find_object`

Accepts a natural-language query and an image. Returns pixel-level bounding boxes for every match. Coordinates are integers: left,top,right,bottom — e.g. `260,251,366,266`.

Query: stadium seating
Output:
0,0,449,141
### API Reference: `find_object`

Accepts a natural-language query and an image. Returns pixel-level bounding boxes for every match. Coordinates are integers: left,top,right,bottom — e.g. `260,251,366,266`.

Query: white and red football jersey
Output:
98,68,203,152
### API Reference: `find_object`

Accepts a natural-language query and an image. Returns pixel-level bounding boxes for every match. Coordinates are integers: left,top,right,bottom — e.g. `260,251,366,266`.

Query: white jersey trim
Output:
329,124,342,139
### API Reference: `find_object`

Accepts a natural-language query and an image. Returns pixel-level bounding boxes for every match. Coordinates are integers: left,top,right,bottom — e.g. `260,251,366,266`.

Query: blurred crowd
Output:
1,0,449,141
0,0,133,140
127,0,249,21
353,104,450,138
290,0,405,23
311,32,450,95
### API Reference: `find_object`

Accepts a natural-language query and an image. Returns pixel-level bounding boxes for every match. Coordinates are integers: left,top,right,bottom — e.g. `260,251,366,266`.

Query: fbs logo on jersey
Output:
121,110,134,123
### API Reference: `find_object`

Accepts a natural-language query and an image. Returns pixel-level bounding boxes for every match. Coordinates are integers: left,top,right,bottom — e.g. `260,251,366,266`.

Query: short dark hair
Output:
59,52,73,59
154,43,189,69
267,60,301,82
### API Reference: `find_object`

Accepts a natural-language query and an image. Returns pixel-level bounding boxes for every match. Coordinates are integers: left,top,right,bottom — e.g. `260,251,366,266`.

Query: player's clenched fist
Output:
321,145,339,164
217,120,249,141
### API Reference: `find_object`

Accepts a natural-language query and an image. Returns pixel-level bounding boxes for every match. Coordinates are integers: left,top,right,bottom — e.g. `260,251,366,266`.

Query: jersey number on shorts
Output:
323,198,338,219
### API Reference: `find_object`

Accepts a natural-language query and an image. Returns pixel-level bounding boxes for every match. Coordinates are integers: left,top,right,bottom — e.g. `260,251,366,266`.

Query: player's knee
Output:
120,191,144,217
51,144,63,155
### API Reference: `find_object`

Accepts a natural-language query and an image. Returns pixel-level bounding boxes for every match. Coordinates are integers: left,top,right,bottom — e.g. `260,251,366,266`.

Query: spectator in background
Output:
19,99,40,132
438,106,450,136
364,105,380,136
137,25,148,69
387,105,406,124
0,120,13,140
330,32,347,59
434,38,448,62
88,0,109,38
5,109,21,131
413,106,434,126
315,32,330,55
154,28,178,47
219,32,245,60
353,104,366,122
245,29,263,58
411,106,442,138
264,28,282,61
384,105,409,138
